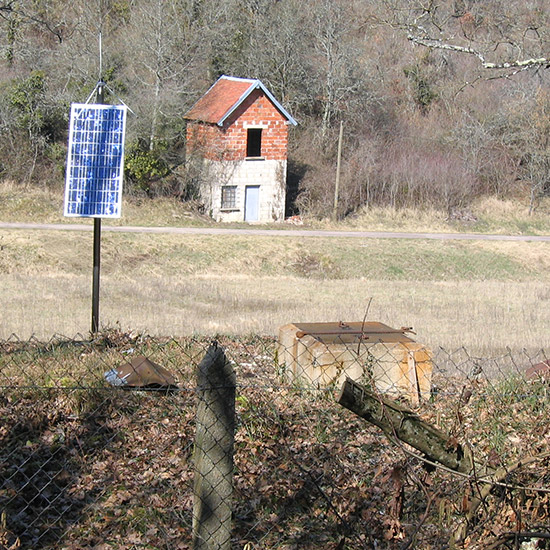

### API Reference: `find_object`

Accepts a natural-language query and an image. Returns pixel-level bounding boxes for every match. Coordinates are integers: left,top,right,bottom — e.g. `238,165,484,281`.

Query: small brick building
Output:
184,75,297,223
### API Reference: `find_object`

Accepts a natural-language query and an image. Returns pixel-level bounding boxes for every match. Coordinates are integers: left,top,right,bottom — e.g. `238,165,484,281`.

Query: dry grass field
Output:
1,183,550,357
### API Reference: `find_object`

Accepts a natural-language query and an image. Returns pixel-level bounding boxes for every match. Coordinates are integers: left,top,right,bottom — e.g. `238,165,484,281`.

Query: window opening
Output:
221,185,237,209
247,128,262,158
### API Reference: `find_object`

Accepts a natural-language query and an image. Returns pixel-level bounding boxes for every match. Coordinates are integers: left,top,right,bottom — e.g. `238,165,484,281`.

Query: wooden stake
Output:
192,343,236,550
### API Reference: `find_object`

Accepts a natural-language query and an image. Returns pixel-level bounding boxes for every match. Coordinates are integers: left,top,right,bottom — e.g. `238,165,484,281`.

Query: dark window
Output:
247,128,262,157
221,185,237,209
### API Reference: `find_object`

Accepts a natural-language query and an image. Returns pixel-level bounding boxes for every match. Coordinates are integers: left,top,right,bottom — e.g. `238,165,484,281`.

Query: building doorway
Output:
244,185,260,222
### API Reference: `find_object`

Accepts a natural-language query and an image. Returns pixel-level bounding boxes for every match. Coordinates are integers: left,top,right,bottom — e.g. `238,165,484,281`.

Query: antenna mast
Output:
99,31,103,81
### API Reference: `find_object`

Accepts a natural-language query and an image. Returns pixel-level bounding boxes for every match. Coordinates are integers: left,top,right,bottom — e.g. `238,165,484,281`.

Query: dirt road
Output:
1,221,550,241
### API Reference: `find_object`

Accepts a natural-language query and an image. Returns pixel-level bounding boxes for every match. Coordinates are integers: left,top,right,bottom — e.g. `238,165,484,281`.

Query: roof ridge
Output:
220,75,258,84
184,75,297,126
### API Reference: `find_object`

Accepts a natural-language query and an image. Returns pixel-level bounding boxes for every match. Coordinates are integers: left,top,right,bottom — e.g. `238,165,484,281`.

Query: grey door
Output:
244,185,260,222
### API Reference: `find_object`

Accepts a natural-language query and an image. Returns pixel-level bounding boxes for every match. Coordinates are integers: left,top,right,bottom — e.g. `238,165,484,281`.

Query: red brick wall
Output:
186,89,289,161
186,123,226,160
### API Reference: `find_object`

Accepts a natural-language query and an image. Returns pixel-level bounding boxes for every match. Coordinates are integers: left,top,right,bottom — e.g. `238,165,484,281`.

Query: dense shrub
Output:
124,142,171,196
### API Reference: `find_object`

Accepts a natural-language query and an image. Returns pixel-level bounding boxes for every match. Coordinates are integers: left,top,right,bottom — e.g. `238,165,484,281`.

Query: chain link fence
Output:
1,329,549,549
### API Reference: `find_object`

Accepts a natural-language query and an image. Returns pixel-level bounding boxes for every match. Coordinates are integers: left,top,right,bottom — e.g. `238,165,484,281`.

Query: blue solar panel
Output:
64,103,127,218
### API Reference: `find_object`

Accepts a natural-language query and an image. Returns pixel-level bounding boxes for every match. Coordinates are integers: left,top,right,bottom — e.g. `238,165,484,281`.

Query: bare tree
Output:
310,0,369,138
381,0,550,77
499,87,550,213
123,0,203,150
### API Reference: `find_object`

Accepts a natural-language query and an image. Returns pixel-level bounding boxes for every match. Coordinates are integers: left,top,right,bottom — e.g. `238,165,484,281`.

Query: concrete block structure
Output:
184,75,297,223
278,322,433,405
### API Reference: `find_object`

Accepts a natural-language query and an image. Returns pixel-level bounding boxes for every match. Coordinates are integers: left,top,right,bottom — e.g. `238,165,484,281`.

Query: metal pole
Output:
91,81,105,334
92,217,101,333
333,120,343,221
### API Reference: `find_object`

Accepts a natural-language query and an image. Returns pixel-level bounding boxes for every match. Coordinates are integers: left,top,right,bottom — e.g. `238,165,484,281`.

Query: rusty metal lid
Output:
293,321,415,345
104,356,178,389
525,360,550,381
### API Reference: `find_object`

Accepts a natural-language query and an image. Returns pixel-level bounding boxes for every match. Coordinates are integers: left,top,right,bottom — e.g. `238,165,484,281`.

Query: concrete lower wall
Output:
200,159,286,223
277,323,433,404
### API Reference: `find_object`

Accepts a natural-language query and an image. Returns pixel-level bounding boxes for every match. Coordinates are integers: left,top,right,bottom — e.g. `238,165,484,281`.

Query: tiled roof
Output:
184,75,297,126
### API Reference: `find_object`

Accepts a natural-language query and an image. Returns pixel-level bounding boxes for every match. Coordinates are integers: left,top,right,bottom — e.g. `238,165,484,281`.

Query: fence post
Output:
192,342,236,549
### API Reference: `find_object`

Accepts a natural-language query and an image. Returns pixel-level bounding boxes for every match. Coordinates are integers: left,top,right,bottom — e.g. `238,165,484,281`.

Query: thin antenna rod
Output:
357,297,373,356
99,31,103,80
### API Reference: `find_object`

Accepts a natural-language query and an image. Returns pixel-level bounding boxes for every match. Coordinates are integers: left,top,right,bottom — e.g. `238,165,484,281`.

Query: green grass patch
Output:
2,230,548,282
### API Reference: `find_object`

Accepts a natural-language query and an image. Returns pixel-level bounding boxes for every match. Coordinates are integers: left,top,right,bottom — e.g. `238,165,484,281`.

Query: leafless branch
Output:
408,33,549,71
484,530,550,550
0,2,66,43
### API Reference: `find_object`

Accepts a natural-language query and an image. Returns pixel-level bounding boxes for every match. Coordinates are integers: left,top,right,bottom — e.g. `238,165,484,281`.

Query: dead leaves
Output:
2,336,550,549
0,512,20,550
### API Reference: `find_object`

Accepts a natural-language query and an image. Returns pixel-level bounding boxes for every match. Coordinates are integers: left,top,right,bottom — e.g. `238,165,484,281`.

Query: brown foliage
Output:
2,0,550,213
1,333,550,548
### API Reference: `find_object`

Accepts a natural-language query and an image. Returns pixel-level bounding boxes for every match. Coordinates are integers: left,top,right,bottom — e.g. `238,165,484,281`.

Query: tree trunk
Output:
338,378,473,474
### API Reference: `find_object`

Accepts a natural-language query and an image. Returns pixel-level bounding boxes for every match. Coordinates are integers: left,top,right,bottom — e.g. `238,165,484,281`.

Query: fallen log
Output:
338,377,550,544
338,377,473,474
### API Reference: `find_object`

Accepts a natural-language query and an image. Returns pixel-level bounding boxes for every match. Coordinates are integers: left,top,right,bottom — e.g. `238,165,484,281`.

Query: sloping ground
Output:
1,332,549,549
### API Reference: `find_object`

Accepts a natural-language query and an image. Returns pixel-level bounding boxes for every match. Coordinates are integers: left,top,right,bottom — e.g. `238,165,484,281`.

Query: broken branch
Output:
337,378,473,474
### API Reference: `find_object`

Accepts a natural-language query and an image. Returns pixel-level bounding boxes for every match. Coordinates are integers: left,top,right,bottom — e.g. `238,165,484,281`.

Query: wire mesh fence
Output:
1,329,549,549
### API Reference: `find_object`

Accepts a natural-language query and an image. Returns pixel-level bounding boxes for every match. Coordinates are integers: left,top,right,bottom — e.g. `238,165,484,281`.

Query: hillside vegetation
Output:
2,0,550,218
2,181,550,235
2,0,550,353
